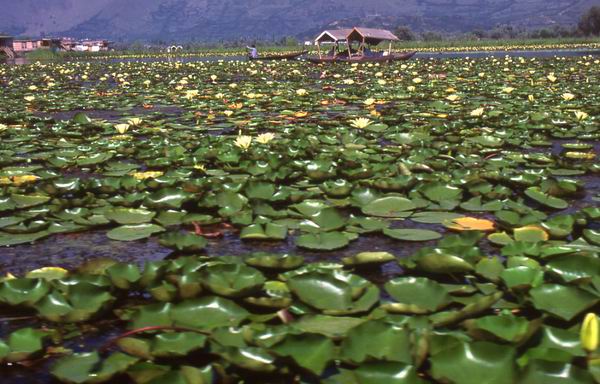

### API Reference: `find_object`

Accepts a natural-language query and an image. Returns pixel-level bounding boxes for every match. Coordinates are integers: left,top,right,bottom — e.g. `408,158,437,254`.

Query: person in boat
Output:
246,44,258,59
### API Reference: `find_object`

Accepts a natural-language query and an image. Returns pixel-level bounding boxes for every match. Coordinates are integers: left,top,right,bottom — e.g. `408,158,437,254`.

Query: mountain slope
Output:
0,0,595,41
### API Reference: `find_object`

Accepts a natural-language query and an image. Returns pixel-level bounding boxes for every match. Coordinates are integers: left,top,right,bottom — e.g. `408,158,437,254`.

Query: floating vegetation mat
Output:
0,55,599,383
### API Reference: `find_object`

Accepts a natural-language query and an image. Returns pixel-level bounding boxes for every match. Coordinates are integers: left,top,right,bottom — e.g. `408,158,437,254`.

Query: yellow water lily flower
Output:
364,98,376,106
407,86,416,92
412,77,423,84
223,110,234,117
343,79,355,85
127,117,143,126
574,110,589,121
256,132,275,144
446,94,460,102
0,123,7,131
194,164,207,172
24,96,35,102
181,90,197,100
470,107,485,117
581,313,599,352
234,135,253,150
131,171,164,180
547,74,557,82
349,117,373,129
528,95,535,102
114,123,130,134
502,87,515,93
296,89,308,96
12,175,40,186
377,79,387,85
561,93,575,101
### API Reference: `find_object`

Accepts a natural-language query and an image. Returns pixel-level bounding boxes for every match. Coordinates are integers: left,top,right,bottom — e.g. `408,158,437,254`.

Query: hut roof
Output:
347,27,399,45
315,29,353,43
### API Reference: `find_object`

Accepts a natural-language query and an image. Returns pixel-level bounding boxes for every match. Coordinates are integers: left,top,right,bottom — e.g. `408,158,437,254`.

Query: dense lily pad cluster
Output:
0,53,599,382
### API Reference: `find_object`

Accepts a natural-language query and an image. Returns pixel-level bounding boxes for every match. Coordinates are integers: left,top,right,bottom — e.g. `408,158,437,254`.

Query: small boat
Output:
249,51,308,61
305,51,417,64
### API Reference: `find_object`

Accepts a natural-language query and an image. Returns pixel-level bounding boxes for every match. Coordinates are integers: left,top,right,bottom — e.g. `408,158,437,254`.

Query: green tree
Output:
578,6,600,36
394,26,415,41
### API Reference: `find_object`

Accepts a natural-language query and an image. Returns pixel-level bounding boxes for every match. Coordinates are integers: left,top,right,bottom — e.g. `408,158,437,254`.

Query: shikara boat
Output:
305,51,417,64
308,27,417,64
249,51,308,61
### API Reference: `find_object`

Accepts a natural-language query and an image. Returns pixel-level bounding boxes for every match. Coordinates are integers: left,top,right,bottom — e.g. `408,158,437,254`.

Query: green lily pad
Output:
107,224,165,241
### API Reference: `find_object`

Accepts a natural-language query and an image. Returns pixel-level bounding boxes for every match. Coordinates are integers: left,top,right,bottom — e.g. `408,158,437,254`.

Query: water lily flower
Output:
377,79,387,85
223,110,234,117
184,90,199,100
0,123,7,131
210,74,218,81
364,98,376,106
28,85,37,91
502,87,515,93
562,93,575,101
132,171,164,180
127,118,143,126
547,74,557,82
115,123,130,134
349,117,373,129
581,313,599,352
574,110,589,121
343,79,355,85
407,86,416,92
234,135,253,150
470,107,485,117
256,132,275,144
412,77,423,84
296,89,308,96
24,96,35,102
194,164,207,172
528,95,535,102
446,94,460,102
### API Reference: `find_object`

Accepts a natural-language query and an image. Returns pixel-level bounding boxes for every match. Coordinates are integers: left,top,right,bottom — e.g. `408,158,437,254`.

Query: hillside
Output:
0,0,595,41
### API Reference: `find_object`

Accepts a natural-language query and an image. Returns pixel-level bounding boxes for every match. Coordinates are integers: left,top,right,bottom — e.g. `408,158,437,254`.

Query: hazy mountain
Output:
0,0,594,41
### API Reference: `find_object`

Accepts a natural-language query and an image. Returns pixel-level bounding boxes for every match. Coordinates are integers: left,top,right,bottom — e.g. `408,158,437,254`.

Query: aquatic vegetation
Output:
0,53,599,382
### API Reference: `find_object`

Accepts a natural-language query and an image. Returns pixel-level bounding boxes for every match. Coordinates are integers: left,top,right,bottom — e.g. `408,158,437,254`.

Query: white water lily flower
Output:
446,94,460,102
407,86,416,92
210,74,217,81
574,110,589,121
296,89,308,96
115,123,130,134
561,93,575,101
128,118,143,126
256,132,276,144
377,79,387,85
502,87,515,93
364,98,376,106
343,79,355,85
349,117,373,129
528,95,535,102
24,96,35,102
234,135,253,150
0,123,7,131
223,110,234,117
547,74,557,82
470,107,485,117
412,77,423,84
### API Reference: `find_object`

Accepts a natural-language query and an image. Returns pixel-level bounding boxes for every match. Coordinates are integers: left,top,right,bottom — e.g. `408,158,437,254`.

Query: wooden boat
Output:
305,51,417,64
249,51,308,61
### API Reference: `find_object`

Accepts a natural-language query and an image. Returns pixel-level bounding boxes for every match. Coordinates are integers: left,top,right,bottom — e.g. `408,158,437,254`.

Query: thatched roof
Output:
347,27,399,45
315,29,352,43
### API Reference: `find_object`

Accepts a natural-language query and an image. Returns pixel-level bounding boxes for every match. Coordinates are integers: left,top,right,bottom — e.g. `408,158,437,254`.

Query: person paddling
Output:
246,44,258,59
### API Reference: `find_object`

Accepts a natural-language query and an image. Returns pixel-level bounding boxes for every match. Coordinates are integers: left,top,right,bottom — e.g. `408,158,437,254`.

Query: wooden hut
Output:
0,35,16,59
345,27,399,57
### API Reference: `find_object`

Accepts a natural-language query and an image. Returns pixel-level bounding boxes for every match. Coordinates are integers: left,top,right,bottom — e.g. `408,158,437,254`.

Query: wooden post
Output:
317,42,322,59
388,41,392,56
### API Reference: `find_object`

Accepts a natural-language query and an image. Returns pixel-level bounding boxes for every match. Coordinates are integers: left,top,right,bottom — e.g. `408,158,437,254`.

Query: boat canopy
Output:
314,29,352,44
346,27,399,45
